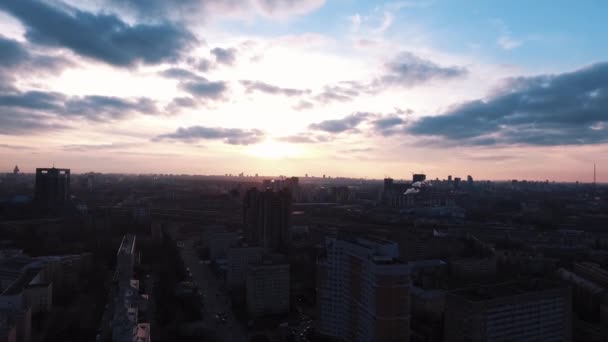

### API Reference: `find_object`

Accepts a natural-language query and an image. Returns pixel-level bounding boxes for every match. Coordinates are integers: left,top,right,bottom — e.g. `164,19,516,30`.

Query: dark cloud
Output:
278,134,332,143
0,37,28,67
160,67,203,80
0,88,160,135
0,109,68,135
372,116,406,136
241,80,311,96
188,57,212,72
409,62,608,146
370,108,412,136
179,79,228,99
0,0,196,67
159,67,227,108
64,96,158,120
0,91,158,120
165,97,198,113
313,83,363,103
156,126,265,145
376,52,467,87
308,112,372,133
0,36,72,91
211,47,237,65
104,0,325,20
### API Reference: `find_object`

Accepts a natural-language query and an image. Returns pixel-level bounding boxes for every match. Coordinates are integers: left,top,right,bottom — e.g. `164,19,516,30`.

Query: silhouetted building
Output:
413,174,426,183
34,168,70,209
317,236,410,341
444,279,572,342
12,165,19,175
246,256,290,317
243,188,292,252
227,245,263,290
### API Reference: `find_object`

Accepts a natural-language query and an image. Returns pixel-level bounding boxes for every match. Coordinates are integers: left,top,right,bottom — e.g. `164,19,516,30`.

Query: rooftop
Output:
450,279,567,302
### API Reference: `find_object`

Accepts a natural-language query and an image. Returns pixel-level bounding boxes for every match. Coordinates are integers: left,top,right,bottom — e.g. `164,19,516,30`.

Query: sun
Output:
247,140,303,159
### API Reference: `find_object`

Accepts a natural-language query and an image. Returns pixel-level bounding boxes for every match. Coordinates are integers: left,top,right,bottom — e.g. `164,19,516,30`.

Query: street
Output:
178,239,248,341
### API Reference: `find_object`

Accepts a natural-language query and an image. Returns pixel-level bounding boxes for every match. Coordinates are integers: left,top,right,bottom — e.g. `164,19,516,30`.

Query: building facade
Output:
317,237,410,342
34,168,70,209
444,280,572,342
243,188,291,252
246,258,290,317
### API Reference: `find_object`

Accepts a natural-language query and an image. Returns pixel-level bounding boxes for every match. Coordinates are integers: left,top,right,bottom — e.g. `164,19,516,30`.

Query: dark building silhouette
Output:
243,188,292,252
13,165,19,174
34,167,70,209
413,173,426,183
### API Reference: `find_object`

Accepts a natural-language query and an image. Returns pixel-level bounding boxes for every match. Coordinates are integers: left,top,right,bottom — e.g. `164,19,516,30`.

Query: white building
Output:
246,258,290,317
226,245,263,290
316,236,410,342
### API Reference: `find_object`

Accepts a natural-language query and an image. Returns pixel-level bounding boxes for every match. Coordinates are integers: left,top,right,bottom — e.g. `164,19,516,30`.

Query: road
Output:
178,239,248,342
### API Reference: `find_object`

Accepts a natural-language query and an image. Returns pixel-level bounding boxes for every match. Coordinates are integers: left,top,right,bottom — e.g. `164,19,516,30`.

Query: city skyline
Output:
1,0,607,181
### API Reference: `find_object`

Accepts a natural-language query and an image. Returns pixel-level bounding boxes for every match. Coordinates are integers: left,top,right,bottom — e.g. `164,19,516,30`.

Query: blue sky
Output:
0,0,607,181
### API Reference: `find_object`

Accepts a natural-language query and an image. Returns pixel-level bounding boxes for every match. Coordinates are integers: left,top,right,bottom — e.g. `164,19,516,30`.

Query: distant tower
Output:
594,163,596,186
13,165,19,175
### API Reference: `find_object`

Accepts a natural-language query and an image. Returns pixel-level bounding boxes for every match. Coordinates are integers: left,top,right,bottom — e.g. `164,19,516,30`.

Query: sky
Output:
0,0,607,181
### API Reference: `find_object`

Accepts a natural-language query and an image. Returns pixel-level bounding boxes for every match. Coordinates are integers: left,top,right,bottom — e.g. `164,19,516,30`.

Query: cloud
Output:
369,107,412,136
241,80,311,96
160,67,203,80
62,142,137,151
497,35,522,50
0,0,196,67
64,96,158,120
104,0,325,20
293,100,314,111
0,36,28,67
0,91,158,120
0,144,33,150
0,36,71,91
156,126,265,145
159,67,227,107
304,52,466,106
313,82,365,103
0,88,160,135
165,97,198,113
408,62,608,146
0,109,68,135
211,47,237,65
309,112,372,133
179,79,228,99
376,52,467,87
278,134,332,143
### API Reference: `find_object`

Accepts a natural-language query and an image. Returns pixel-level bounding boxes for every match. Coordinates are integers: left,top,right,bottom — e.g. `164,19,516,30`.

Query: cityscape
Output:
0,169,606,341
1,1,608,342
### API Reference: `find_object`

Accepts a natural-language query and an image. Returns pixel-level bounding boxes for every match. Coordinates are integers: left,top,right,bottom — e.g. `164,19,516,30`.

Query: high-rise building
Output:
243,188,292,252
467,175,474,186
246,256,290,317
12,165,19,175
413,174,426,183
317,236,410,342
34,167,70,209
444,279,572,342
227,245,264,290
